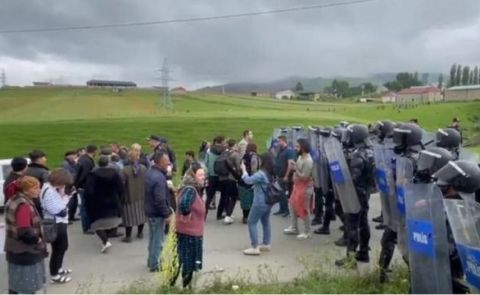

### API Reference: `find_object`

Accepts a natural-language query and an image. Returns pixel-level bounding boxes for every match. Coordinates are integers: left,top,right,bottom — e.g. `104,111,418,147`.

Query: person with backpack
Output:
3,157,28,205
238,143,260,224
216,139,242,224
283,138,314,240
241,152,275,255
40,169,74,284
204,136,226,218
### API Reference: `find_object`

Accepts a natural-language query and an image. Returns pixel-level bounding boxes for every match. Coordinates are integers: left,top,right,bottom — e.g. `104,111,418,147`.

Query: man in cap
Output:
147,135,177,175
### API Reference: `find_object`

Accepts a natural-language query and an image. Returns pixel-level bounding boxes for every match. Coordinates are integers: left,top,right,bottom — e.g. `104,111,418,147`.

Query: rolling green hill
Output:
0,87,478,167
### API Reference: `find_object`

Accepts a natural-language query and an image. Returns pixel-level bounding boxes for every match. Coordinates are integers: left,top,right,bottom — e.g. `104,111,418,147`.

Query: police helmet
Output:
393,123,423,148
436,128,461,150
416,147,453,182
343,124,369,147
433,160,480,194
373,120,395,139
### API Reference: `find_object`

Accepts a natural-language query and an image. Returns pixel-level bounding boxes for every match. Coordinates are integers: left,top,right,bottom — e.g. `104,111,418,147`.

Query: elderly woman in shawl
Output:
171,162,206,288
120,144,148,243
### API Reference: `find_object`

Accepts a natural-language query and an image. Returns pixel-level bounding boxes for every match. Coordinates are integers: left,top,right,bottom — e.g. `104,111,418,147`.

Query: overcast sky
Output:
0,0,479,89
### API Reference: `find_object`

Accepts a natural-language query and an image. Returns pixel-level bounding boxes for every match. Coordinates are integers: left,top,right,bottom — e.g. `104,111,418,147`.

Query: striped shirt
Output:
40,183,70,224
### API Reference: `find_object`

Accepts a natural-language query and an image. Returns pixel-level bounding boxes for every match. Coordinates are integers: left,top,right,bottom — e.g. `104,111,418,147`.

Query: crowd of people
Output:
2,117,480,293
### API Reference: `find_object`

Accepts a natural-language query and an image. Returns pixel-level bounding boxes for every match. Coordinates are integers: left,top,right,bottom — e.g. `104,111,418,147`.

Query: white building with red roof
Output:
396,86,442,104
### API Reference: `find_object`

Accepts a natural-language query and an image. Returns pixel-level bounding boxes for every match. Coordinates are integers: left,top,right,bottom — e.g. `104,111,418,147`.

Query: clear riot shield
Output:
395,156,414,257
324,137,361,214
459,148,480,163
292,126,306,142
444,197,480,293
317,134,330,193
422,130,436,147
269,128,289,155
405,182,452,293
373,143,396,229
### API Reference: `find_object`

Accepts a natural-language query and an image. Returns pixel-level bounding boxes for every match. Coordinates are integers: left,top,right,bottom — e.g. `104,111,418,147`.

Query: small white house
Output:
382,91,397,103
275,90,295,100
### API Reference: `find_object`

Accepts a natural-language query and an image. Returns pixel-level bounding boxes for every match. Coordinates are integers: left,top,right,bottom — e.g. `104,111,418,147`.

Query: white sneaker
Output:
101,241,112,253
243,247,261,255
259,245,271,252
296,233,312,240
283,226,299,235
224,216,234,224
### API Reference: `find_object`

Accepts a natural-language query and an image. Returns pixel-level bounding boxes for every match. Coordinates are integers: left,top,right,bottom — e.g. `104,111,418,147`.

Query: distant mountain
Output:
197,72,444,94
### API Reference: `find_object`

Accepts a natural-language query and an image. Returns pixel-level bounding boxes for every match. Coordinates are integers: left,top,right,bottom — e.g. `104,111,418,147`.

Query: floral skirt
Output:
177,233,203,275
8,260,46,294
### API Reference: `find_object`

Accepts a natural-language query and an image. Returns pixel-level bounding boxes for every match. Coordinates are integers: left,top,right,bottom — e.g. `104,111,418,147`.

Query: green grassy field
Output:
0,87,479,168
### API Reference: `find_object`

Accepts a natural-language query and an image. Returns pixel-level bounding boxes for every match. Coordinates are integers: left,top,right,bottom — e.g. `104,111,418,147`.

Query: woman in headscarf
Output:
4,176,48,294
120,145,148,243
171,162,206,288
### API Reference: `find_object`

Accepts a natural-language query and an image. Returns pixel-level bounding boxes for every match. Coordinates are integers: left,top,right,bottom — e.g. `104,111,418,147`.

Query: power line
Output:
0,0,381,34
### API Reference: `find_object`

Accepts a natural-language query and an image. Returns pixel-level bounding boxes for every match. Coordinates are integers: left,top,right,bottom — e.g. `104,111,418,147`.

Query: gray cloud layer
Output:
0,0,479,88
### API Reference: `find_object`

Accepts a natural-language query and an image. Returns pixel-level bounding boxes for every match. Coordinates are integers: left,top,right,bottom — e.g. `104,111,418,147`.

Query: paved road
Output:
0,194,390,294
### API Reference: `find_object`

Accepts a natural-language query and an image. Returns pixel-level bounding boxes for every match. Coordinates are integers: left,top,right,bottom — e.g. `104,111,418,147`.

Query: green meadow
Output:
0,87,478,167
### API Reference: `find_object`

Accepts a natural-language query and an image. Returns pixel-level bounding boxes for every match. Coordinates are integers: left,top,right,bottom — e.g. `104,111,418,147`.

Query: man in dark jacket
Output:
144,150,171,272
74,144,97,234
25,150,49,186
25,150,49,217
147,135,177,175
3,157,28,205
63,150,79,223
204,136,226,219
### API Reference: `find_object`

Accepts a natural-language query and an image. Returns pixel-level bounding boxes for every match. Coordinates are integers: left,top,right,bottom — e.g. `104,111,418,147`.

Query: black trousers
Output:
313,187,324,221
50,223,69,276
379,227,397,270
345,202,370,255
205,176,221,218
125,224,145,237
67,193,78,221
322,190,335,229
221,180,238,217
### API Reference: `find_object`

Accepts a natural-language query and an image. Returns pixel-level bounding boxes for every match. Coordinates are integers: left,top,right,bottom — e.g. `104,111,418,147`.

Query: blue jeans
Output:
79,190,90,232
247,205,272,248
147,217,166,270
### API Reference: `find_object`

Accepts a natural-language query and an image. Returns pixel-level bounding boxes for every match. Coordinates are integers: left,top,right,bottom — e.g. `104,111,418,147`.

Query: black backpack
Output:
260,180,284,206
214,151,234,177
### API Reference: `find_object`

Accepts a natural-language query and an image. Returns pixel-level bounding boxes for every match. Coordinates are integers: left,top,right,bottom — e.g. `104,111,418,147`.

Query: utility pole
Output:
1,69,6,88
157,58,174,111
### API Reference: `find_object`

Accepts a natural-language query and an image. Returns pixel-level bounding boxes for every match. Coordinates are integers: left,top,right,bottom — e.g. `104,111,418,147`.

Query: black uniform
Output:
345,145,375,259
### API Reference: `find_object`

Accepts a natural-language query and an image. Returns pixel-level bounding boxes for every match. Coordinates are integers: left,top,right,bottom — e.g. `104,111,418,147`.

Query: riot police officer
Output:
436,128,461,160
313,127,336,235
371,120,396,229
378,122,424,282
331,126,349,247
335,124,375,266
435,160,480,293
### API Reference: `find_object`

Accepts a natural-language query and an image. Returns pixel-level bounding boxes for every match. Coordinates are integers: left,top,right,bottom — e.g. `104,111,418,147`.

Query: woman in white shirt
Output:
41,169,74,284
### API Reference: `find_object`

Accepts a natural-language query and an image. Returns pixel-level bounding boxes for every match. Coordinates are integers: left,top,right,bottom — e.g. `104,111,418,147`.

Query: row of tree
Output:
323,80,376,98
383,72,423,92
449,64,480,87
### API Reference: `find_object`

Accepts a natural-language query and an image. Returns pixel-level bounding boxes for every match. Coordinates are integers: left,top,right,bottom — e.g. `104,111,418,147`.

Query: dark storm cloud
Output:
0,0,480,88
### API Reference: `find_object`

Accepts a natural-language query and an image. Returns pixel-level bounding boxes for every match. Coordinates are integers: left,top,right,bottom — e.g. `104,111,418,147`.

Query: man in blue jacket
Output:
144,150,171,272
